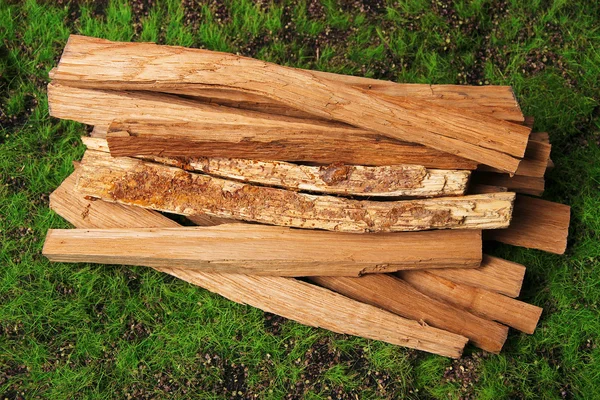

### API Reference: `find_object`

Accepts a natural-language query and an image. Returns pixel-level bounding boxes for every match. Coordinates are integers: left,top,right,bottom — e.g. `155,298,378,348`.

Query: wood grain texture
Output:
397,270,543,334
428,255,526,298
50,35,530,172
43,225,483,276
471,172,545,196
83,136,471,198
479,137,551,177
48,172,468,357
75,150,515,232
469,184,508,194
309,274,508,353
50,84,477,169
486,195,570,254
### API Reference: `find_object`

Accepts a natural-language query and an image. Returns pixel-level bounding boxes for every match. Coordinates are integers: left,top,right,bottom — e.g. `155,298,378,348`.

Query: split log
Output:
471,172,544,196
469,184,508,194
75,150,515,232
530,132,549,142
82,136,471,198
43,225,483,276
310,275,508,353
50,35,530,172
486,195,570,254
523,116,535,129
48,172,468,357
479,137,551,177
428,255,526,298
397,270,543,334
50,84,477,169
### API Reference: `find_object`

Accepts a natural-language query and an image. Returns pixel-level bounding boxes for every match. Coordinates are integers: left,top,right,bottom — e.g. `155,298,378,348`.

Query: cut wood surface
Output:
469,184,508,194
43,226,483,275
83,136,471,198
76,150,515,232
397,270,543,334
479,137,551,177
486,195,570,254
429,255,526,298
51,84,477,169
310,274,508,353
48,172,468,357
51,35,530,172
471,172,545,196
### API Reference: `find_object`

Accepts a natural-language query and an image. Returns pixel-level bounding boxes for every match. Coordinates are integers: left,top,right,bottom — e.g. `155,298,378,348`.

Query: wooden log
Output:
309,274,508,353
479,137,551,178
471,172,544,196
469,184,508,194
48,172,468,357
397,270,543,334
43,224,483,276
428,255,525,298
76,150,515,232
50,84,477,169
523,116,535,129
530,132,549,142
50,35,530,172
82,136,471,198
486,195,570,254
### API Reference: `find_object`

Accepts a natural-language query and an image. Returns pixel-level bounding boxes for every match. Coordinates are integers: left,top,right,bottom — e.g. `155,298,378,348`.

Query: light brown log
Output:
486,195,570,254
43,225,483,276
397,270,542,334
48,172,468,357
83,136,471,198
428,255,526,298
76,150,515,232
50,35,530,172
309,274,508,353
479,137,551,177
50,83,477,169
469,184,508,194
471,172,545,196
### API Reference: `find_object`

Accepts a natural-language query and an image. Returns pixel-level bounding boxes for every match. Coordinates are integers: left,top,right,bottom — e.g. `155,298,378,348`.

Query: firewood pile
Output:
43,35,571,358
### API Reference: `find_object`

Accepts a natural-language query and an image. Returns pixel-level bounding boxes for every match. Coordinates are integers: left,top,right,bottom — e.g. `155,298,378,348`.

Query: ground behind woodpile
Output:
1,0,600,398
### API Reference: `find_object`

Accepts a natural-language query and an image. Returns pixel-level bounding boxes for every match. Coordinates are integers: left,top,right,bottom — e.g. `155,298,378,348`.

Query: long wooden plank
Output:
486,195,570,254
397,270,543,334
428,255,525,298
82,136,470,198
479,137,551,178
75,150,515,232
310,275,508,353
50,35,530,172
48,172,468,357
471,172,545,196
43,225,483,276
50,84,477,170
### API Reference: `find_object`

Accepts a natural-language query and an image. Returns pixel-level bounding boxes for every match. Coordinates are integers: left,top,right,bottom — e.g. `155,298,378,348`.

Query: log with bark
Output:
47,171,469,357
75,150,515,232
50,35,531,172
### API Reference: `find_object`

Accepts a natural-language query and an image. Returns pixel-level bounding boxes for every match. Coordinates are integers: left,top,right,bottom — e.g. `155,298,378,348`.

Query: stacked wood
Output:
42,35,572,358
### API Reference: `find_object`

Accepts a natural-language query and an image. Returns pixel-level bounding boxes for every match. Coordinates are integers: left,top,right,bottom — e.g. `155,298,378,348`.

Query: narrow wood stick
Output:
486,195,570,254
397,270,543,334
428,255,526,298
309,274,508,353
48,172,468,357
50,35,530,172
75,150,515,232
82,136,470,198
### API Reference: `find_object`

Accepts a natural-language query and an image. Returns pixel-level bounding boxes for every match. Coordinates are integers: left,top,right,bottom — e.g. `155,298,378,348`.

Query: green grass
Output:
1,0,600,397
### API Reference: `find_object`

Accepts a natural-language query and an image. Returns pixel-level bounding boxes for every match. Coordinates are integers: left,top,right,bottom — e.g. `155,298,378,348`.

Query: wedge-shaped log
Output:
429,255,526,298
471,172,544,196
82,136,470,198
76,150,515,232
48,172,468,357
49,84,477,169
310,275,508,353
486,195,570,254
43,226,482,276
51,35,530,172
397,270,543,334
479,136,551,178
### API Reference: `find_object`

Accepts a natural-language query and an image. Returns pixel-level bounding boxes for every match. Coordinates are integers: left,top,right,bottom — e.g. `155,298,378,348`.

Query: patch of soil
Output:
123,317,151,342
442,351,489,400
263,312,287,335
182,0,230,32
338,0,386,17
131,0,157,37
